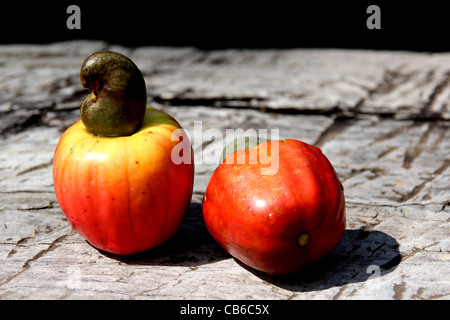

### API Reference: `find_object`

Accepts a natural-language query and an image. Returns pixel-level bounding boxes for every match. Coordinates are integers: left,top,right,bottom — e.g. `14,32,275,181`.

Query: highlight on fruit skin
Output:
80,51,147,137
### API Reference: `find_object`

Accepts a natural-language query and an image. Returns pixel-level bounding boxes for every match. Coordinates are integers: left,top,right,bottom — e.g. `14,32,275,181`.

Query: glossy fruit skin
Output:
202,139,345,275
53,107,194,255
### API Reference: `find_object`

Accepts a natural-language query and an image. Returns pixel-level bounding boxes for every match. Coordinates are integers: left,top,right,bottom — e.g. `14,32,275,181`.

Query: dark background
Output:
1,1,447,52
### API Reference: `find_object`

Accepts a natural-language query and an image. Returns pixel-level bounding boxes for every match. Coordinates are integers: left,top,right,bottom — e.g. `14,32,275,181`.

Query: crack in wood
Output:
354,66,408,113
0,234,70,288
368,122,416,146
399,158,450,203
313,115,353,148
403,122,434,169
16,159,54,176
421,70,450,117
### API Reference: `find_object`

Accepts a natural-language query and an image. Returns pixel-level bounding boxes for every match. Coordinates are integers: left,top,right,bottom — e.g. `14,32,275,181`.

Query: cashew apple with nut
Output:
53,51,194,255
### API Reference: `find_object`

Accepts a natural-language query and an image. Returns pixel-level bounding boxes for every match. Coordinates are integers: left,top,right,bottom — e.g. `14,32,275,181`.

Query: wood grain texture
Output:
0,41,448,299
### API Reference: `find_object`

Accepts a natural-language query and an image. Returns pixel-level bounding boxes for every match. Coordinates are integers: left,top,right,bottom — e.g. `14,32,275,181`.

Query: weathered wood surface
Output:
0,41,448,300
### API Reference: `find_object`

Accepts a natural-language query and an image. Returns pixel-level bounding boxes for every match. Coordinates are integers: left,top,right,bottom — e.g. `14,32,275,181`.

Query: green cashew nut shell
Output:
80,51,147,137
